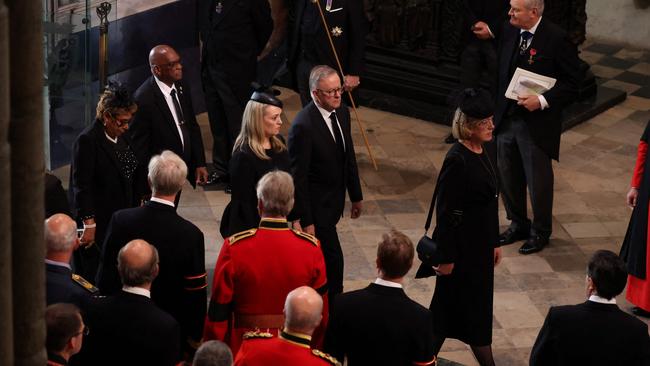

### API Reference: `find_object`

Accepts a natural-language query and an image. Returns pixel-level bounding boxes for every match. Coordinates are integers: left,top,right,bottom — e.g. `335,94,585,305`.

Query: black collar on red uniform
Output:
279,329,312,348
259,218,290,230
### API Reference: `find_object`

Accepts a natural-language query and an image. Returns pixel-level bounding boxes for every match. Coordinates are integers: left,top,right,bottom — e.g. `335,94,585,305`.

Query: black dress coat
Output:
289,0,366,77
129,76,206,187
324,283,436,365
494,17,581,161
530,301,650,366
219,144,290,238
197,0,273,104
96,201,207,351
45,263,94,306
288,102,363,228
621,121,650,279
427,143,499,346
79,291,181,366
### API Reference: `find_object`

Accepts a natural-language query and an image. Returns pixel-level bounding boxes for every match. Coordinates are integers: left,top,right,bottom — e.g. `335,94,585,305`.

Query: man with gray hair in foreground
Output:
96,150,207,360
45,213,98,306
204,171,328,355
234,286,340,365
193,340,233,366
79,239,181,365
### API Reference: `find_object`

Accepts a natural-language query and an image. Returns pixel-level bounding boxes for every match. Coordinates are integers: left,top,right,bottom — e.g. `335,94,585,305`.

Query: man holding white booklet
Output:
494,0,580,255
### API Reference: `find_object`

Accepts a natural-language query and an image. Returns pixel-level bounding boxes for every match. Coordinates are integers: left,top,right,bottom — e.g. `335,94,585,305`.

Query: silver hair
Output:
148,150,187,196
117,240,159,287
309,65,339,93
256,170,294,217
524,0,544,14
192,340,233,366
45,215,78,252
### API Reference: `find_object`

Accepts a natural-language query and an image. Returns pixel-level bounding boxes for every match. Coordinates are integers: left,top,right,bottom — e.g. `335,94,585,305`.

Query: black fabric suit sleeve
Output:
529,307,558,366
227,150,259,232
288,119,314,227
342,108,363,202
541,29,580,109
71,132,97,219
183,84,207,169
323,298,345,361
129,91,154,166
252,0,273,55
182,229,208,346
346,0,365,76
414,309,436,365
434,153,465,263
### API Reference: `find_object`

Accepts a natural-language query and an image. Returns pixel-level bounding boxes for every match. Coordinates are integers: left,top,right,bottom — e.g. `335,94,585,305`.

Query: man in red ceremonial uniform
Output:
203,171,328,354
234,286,340,366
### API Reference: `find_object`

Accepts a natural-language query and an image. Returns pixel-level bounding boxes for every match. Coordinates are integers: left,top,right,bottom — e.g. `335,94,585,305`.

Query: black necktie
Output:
170,89,190,154
519,31,533,55
329,112,345,156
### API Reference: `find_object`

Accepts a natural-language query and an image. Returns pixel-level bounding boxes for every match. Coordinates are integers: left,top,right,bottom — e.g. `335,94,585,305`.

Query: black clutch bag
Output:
415,175,443,279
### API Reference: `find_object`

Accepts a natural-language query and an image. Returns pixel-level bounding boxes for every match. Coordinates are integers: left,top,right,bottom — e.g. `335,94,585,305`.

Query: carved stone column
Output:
0,1,14,363
7,0,46,365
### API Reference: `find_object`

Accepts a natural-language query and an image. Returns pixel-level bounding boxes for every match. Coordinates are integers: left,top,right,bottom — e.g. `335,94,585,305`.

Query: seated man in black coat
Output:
80,239,180,366
324,230,436,365
45,213,97,306
96,150,207,359
530,250,650,366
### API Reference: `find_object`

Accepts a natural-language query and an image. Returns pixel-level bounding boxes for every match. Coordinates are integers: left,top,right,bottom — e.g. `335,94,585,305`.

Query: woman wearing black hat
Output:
69,82,146,280
219,87,290,238
426,88,501,365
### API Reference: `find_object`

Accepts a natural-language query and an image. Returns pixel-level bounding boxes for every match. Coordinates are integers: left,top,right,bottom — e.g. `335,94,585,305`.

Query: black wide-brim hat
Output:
250,82,283,108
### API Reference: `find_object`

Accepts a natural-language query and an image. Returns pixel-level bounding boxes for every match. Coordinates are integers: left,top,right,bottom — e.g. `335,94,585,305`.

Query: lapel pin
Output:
528,48,537,65
331,26,343,37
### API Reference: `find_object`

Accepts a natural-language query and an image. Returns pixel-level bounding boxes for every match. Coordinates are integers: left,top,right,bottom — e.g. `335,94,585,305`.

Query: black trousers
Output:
496,117,554,238
201,67,245,176
315,224,344,307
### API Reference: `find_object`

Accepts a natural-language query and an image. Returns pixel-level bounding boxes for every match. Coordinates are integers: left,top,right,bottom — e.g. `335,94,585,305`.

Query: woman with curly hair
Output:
69,81,146,281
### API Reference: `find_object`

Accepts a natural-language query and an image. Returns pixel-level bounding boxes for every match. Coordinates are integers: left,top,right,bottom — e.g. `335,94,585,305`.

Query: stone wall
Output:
586,0,650,49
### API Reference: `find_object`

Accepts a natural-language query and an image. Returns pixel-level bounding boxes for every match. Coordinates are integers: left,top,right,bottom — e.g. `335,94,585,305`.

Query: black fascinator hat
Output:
250,82,283,108
103,80,136,109
455,88,493,120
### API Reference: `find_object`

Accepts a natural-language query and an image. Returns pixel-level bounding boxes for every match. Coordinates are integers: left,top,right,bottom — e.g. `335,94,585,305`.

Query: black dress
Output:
429,143,499,346
219,144,290,238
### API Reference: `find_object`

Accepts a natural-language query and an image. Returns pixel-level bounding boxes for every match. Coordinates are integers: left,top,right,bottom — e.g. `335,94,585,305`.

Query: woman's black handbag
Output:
415,175,443,278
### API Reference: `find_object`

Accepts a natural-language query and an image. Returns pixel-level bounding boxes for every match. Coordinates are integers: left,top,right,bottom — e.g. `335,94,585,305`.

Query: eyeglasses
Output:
317,87,343,96
157,59,182,69
111,114,132,127
74,325,90,337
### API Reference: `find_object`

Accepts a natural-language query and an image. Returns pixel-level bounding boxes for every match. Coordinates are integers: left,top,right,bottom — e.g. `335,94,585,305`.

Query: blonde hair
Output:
450,108,484,141
232,100,286,160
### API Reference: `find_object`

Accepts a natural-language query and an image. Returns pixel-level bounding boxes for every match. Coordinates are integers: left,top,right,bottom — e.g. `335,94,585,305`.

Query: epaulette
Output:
311,349,341,365
228,228,257,245
71,274,99,294
242,329,274,340
291,229,319,246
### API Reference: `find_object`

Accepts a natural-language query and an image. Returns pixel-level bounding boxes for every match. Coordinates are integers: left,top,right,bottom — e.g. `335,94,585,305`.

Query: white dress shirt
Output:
374,277,403,289
45,259,71,270
519,17,549,110
154,76,185,147
122,286,151,298
312,100,346,151
588,294,617,305
150,196,175,207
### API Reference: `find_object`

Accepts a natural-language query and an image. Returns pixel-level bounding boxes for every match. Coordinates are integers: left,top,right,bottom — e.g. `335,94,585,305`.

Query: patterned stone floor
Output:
52,41,650,366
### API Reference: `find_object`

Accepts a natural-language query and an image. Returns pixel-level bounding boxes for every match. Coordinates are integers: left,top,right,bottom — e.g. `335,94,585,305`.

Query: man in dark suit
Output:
197,0,273,184
289,0,366,106
96,151,207,358
288,65,363,302
324,230,436,365
80,240,181,365
45,303,86,366
495,0,580,254
530,250,650,366
45,213,98,306
129,45,208,193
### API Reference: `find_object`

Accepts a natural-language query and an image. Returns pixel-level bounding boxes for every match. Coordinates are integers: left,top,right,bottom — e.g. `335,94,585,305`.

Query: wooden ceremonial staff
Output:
311,0,378,170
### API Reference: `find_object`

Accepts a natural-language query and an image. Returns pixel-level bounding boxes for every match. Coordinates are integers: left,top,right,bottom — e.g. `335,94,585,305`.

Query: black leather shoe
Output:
632,307,650,318
498,227,529,245
518,235,549,255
